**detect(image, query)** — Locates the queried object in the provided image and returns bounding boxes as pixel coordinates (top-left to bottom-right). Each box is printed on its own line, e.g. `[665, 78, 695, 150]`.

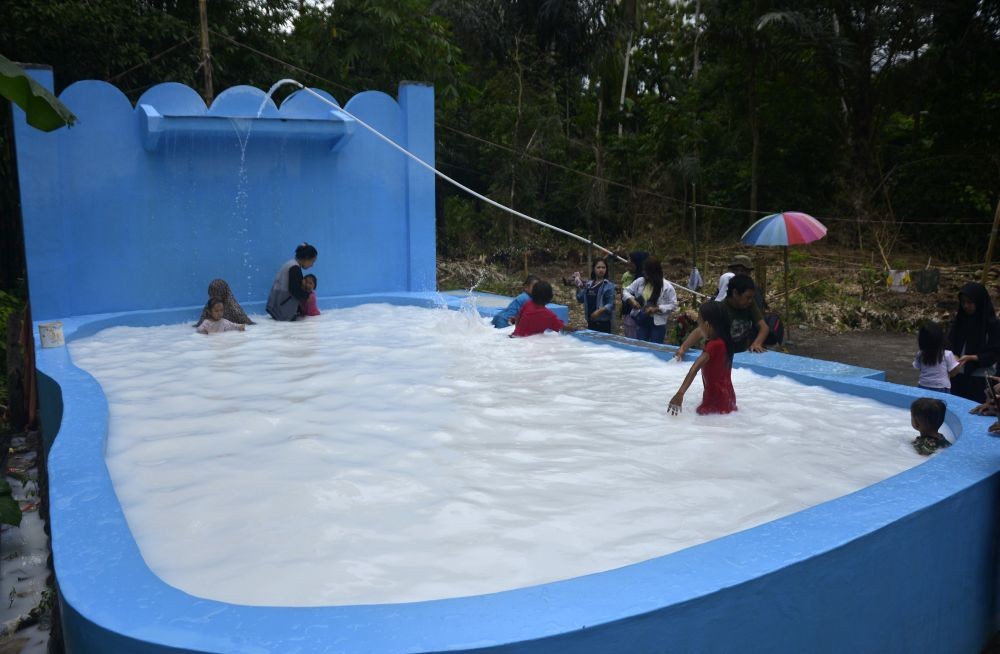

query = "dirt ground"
[784, 327, 916, 385]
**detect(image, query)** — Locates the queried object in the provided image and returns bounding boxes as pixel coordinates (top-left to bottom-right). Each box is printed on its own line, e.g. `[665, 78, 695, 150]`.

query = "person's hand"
[989, 421, 1000, 435]
[673, 348, 686, 362]
[667, 393, 684, 415]
[238, 324, 246, 331]
[590, 310, 603, 321]
[644, 306, 657, 316]
[748, 343, 766, 353]
[958, 354, 977, 365]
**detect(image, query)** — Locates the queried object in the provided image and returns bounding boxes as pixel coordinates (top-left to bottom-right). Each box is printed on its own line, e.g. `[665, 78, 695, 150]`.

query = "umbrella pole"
[783, 245, 790, 344]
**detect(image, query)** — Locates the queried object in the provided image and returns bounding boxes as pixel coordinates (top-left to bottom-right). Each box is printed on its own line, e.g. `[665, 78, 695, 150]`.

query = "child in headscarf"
[948, 282, 1000, 402]
[194, 279, 254, 328]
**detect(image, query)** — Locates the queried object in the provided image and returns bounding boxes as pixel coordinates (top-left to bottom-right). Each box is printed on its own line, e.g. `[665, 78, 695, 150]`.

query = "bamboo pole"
[198, 0, 213, 104]
[981, 198, 1000, 285]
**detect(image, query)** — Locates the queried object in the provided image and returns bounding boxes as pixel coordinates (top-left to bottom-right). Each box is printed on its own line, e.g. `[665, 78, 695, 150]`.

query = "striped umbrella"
[741, 212, 827, 342]
[741, 211, 827, 247]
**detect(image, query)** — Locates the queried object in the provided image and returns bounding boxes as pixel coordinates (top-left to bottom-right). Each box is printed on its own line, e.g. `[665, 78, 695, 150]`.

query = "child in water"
[511, 281, 565, 337]
[493, 275, 539, 328]
[668, 301, 737, 415]
[913, 321, 969, 393]
[910, 397, 950, 455]
[300, 274, 320, 316]
[196, 299, 246, 334]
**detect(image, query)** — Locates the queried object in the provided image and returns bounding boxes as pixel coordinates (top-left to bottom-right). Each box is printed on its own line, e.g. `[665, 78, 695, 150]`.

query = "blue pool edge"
[36, 293, 1000, 653]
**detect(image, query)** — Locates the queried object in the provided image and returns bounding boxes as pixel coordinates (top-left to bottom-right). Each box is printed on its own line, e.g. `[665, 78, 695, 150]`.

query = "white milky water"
[69, 303, 929, 606]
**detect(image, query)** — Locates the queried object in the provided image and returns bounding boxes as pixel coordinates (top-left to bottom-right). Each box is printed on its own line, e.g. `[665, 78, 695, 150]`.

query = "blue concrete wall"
[30, 299, 1000, 654]
[12, 73, 436, 321]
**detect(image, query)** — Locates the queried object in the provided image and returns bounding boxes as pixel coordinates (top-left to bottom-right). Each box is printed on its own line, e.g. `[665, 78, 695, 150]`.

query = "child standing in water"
[196, 299, 246, 334]
[910, 398, 950, 455]
[668, 301, 736, 415]
[300, 274, 321, 316]
[913, 321, 969, 393]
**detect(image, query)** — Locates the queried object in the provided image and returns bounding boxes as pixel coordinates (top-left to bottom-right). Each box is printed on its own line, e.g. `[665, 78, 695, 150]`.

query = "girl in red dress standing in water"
[668, 301, 737, 415]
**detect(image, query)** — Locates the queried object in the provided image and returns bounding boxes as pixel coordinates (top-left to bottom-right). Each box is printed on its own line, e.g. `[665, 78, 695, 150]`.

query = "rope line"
[108, 36, 195, 83]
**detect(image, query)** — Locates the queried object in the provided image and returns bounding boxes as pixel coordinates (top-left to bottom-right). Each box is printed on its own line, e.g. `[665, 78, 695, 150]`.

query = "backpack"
[763, 312, 784, 346]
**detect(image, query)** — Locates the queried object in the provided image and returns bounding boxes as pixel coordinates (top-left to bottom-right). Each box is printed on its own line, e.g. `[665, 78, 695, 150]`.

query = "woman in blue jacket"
[576, 258, 615, 333]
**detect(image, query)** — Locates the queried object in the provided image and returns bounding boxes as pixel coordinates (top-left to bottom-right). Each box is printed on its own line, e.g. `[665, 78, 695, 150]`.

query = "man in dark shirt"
[675, 274, 769, 358]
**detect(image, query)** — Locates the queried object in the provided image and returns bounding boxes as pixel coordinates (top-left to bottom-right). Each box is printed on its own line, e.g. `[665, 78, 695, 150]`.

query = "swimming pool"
[37, 293, 1000, 653]
[69, 302, 926, 608]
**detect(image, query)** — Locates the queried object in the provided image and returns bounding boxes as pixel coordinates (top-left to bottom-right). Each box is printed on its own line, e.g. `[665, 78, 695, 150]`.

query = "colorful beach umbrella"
[740, 212, 827, 342]
[741, 211, 827, 247]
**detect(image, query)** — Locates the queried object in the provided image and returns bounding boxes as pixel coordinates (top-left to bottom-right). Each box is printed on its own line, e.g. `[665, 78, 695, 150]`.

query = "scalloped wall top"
[129, 82, 343, 119]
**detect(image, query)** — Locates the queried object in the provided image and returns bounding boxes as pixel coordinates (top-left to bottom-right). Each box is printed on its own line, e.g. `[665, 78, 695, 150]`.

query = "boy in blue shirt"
[492, 275, 539, 328]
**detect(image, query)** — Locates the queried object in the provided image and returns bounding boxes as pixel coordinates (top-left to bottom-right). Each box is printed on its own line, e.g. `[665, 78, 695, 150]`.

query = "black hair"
[628, 251, 648, 275]
[918, 321, 945, 366]
[641, 257, 664, 307]
[523, 274, 540, 288]
[295, 242, 318, 261]
[911, 398, 946, 432]
[726, 273, 756, 298]
[531, 280, 554, 306]
[304, 274, 318, 289]
[699, 301, 734, 363]
[590, 257, 609, 281]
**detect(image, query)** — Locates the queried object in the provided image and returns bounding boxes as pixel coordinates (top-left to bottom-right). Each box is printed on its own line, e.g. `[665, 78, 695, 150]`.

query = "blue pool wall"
[11, 69, 436, 322]
[31, 295, 1000, 654]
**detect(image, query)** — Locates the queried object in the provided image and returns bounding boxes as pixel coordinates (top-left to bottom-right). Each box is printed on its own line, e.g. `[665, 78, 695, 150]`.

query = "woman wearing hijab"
[948, 281, 1000, 402]
[194, 279, 254, 328]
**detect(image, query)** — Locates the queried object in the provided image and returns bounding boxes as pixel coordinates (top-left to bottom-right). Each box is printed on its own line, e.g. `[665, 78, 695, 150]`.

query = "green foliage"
[0, 479, 21, 527]
[0, 0, 997, 261]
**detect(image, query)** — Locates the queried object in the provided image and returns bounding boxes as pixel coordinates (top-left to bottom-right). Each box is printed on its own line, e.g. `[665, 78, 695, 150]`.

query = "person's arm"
[576, 285, 587, 304]
[972, 319, 1000, 369]
[592, 282, 614, 320]
[657, 283, 678, 315]
[196, 322, 209, 334]
[622, 279, 642, 309]
[674, 326, 705, 360]
[288, 266, 309, 301]
[668, 349, 711, 415]
[747, 303, 768, 353]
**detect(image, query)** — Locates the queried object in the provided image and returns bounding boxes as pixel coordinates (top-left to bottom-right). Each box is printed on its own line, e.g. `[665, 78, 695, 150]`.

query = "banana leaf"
[0, 54, 76, 131]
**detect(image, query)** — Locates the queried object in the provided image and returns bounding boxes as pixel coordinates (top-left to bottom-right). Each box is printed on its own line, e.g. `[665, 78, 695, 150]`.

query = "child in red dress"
[667, 301, 737, 415]
[511, 281, 565, 337]
[300, 274, 320, 316]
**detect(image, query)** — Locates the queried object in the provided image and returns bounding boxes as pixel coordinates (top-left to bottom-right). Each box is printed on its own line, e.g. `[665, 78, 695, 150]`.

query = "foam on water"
[70, 304, 928, 606]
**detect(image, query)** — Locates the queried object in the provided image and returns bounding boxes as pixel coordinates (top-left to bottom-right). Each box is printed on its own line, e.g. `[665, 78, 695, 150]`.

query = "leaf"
[0, 53, 77, 132]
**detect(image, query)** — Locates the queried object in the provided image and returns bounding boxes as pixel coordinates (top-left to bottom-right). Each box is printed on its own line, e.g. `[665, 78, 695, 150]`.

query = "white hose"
[271, 79, 707, 298]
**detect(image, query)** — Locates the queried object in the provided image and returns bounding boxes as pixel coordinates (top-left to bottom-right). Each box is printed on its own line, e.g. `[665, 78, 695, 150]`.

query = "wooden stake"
[783, 245, 790, 337]
[198, 0, 214, 104]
